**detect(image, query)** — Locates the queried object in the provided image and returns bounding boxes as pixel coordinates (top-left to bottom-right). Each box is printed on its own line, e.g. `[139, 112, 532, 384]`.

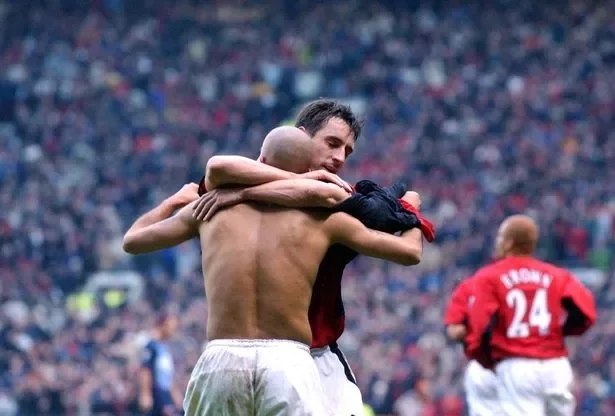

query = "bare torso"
[198, 203, 331, 345]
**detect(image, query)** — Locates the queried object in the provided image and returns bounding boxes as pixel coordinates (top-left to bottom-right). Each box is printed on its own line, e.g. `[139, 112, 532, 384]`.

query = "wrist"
[162, 196, 182, 211]
[236, 188, 249, 203]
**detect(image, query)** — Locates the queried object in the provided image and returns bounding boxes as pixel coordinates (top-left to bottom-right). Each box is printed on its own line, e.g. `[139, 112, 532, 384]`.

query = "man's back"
[472, 256, 570, 361]
[199, 202, 332, 345]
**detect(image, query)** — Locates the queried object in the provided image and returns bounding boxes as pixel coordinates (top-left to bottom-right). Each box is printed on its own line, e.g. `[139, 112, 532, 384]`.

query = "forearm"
[123, 204, 198, 255]
[125, 198, 178, 235]
[205, 155, 298, 190]
[240, 179, 350, 208]
[400, 227, 424, 259]
[340, 225, 423, 266]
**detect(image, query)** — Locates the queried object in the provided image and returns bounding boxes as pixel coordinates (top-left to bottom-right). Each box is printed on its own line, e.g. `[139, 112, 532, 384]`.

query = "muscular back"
[198, 203, 332, 344]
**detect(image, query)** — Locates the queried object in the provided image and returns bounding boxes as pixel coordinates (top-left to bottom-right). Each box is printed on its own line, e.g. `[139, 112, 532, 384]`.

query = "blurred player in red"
[466, 215, 597, 416]
[443, 277, 502, 416]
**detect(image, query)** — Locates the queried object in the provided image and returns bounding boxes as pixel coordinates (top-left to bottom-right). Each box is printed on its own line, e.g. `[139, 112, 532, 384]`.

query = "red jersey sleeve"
[562, 273, 597, 336]
[444, 279, 472, 326]
[466, 269, 499, 368]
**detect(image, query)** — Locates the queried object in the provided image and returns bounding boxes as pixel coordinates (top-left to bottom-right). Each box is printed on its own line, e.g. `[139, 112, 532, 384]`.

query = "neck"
[505, 251, 532, 258]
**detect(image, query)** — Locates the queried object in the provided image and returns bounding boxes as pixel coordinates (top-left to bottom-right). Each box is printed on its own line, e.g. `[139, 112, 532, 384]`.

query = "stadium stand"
[0, 0, 613, 414]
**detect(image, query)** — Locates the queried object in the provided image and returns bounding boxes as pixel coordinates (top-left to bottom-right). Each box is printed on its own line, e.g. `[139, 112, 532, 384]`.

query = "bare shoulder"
[319, 211, 364, 237]
[273, 208, 338, 238]
[176, 201, 200, 225]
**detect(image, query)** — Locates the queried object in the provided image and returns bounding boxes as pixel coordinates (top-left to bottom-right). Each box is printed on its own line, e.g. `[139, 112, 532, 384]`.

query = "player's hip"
[490, 340, 568, 363]
[494, 356, 574, 396]
[208, 305, 313, 345]
[311, 344, 364, 416]
[198, 338, 312, 366]
[495, 356, 572, 373]
[464, 360, 499, 396]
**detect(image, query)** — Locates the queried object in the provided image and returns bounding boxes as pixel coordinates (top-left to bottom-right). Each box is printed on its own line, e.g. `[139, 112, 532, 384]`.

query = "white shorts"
[464, 360, 502, 416]
[311, 345, 364, 416]
[184, 339, 331, 416]
[495, 357, 575, 416]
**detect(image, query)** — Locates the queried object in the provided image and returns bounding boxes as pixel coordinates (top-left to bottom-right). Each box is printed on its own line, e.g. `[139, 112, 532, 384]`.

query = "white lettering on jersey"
[500, 269, 552, 290]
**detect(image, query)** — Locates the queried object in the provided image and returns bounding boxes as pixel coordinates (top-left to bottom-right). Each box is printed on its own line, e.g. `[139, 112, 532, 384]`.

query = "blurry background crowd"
[1, 0, 614, 414]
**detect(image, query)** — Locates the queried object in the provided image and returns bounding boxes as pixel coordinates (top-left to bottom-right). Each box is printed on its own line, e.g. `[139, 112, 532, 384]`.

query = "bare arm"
[241, 179, 350, 208]
[138, 368, 153, 412]
[205, 155, 298, 190]
[124, 198, 181, 237]
[192, 177, 353, 221]
[123, 202, 199, 254]
[325, 213, 423, 266]
[446, 324, 468, 342]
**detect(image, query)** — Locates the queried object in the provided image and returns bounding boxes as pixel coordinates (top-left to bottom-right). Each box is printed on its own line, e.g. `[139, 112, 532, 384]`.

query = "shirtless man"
[123, 126, 424, 415]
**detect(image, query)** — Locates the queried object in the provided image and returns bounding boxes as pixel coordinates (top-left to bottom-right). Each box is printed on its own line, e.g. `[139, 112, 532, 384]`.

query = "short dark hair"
[294, 98, 362, 141]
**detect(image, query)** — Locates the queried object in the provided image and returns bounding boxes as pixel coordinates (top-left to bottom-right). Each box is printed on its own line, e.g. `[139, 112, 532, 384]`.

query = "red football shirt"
[443, 278, 474, 326]
[309, 245, 357, 348]
[466, 256, 596, 366]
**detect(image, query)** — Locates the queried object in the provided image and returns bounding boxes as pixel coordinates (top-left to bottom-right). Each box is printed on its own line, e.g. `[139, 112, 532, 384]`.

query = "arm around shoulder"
[238, 179, 350, 209]
[326, 213, 422, 266]
[123, 203, 199, 254]
[205, 155, 297, 190]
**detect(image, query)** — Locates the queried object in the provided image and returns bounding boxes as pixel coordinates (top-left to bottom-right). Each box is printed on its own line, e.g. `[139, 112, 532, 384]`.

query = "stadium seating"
[0, 1, 613, 414]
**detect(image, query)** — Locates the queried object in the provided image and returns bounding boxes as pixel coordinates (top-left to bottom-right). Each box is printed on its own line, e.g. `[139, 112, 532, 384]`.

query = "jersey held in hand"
[310, 180, 434, 348]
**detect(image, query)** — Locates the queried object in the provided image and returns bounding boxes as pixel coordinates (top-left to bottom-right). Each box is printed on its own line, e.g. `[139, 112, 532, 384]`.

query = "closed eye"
[327, 137, 354, 157]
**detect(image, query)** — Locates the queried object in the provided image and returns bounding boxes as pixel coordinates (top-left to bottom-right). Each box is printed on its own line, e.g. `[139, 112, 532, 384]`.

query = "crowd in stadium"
[1, 0, 614, 414]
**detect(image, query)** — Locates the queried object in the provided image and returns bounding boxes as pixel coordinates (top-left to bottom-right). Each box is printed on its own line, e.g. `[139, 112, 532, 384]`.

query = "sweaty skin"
[123, 128, 422, 346]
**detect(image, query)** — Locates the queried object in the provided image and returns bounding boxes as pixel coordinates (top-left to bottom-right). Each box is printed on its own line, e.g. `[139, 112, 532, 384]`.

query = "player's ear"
[258, 155, 265, 163]
[297, 126, 307, 134]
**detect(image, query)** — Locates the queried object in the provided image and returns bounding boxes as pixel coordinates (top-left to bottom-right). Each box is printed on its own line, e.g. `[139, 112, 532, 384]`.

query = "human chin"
[320, 163, 339, 174]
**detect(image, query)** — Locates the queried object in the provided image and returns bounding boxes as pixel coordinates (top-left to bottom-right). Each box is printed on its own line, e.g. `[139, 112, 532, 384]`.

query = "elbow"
[205, 156, 229, 189]
[401, 247, 422, 266]
[319, 186, 350, 208]
[206, 155, 226, 173]
[323, 195, 343, 208]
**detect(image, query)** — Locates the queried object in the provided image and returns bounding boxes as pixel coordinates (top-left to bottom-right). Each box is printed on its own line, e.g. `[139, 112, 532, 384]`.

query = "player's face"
[306, 117, 356, 174]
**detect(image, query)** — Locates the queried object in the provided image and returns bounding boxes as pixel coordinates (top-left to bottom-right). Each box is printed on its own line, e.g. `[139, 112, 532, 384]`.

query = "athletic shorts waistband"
[206, 339, 310, 352]
[310, 346, 330, 355]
